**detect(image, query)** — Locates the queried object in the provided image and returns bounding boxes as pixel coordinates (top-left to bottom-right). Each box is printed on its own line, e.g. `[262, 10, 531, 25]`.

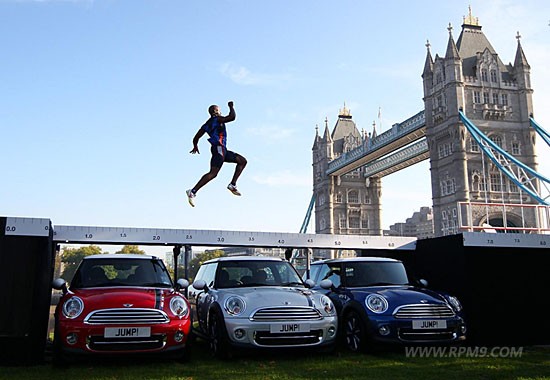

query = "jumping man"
[186, 101, 247, 207]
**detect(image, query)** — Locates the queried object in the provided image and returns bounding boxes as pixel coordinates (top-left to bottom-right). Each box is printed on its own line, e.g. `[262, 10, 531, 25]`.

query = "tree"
[115, 245, 145, 254]
[60, 245, 103, 282]
[183, 249, 225, 281]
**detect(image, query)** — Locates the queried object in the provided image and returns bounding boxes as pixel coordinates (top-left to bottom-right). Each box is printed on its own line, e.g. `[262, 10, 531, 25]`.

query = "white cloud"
[252, 170, 311, 187]
[219, 62, 293, 86]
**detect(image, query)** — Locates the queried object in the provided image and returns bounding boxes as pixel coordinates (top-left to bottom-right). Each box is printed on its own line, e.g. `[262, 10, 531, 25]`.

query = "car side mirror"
[192, 279, 207, 291]
[52, 278, 68, 294]
[176, 278, 189, 290]
[320, 279, 334, 290]
[418, 279, 428, 287]
[304, 279, 315, 288]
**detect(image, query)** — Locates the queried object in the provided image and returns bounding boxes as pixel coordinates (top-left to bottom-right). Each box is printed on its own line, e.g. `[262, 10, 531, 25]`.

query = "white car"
[188, 256, 337, 358]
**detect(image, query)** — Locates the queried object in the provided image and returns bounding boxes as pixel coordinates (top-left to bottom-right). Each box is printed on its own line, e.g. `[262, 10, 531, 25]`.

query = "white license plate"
[270, 323, 310, 334]
[104, 327, 151, 338]
[412, 320, 447, 330]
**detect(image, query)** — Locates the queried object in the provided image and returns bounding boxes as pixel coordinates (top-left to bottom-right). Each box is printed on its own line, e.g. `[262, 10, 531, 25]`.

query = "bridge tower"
[312, 105, 382, 257]
[423, 7, 539, 236]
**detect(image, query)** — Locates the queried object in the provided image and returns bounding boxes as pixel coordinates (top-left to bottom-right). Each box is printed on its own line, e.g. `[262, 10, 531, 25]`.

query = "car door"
[194, 263, 217, 332]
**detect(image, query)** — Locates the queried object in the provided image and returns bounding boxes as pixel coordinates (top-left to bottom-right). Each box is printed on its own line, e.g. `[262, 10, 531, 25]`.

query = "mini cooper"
[51, 254, 191, 364]
[305, 257, 466, 352]
[188, 256, 337, 358]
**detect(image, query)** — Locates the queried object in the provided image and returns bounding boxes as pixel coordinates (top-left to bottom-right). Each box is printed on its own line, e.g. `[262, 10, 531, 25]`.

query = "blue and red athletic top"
[201, 116, 227, 147]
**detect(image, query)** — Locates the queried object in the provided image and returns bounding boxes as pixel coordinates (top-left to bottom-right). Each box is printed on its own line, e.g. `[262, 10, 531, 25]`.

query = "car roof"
[203, 255, 284, 264]
[310, 257, 401, 265]
[83, 254, 158, 260]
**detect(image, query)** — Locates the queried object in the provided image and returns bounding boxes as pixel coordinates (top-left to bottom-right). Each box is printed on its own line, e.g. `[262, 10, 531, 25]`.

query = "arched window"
[490, 134, 503, 148]
[348, 190, 359, 204]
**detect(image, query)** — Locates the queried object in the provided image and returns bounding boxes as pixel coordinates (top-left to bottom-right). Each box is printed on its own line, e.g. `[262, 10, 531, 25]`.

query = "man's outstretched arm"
[190, 128, 206, 154]
[217, 101, 236, 123]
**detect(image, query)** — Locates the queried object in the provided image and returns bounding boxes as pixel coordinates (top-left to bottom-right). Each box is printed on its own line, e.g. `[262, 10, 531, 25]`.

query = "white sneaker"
[186, 189, 196, 207]
[227, 184, 241, 196]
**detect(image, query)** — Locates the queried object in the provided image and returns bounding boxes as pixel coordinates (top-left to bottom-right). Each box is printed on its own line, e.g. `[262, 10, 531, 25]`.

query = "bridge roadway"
[5, 216, 550, 250]
[327, 110, 426, 177]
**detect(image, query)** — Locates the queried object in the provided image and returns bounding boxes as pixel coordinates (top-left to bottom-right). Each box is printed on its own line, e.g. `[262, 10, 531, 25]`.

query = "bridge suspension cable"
[459, 110, 550, 205]
[530, 117, 550, 148]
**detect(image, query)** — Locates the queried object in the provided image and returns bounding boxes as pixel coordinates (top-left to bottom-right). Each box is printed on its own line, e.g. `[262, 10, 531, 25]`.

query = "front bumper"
[223, 316, 338, 348]
[56, 319, 192, 354]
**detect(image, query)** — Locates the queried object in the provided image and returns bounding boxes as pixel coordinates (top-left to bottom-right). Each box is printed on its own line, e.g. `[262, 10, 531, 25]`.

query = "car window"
[71, 258, 173, 288]
[218, 260, 303, 287]
[319, 264, 341, 288]
[306, 264, 321, 283]
[344, 262, 409, 287]
[199, 263, 217, 288]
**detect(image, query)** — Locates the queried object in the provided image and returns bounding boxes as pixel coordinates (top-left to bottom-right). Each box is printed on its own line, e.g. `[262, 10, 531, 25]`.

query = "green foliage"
[116, 245, 145, 254]
[183, 249, 225, 281]
[59, 245, 103, 281]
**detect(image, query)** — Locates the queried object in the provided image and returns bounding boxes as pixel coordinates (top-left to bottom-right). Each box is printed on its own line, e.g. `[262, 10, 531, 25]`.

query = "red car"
[52, 254, 191, 365]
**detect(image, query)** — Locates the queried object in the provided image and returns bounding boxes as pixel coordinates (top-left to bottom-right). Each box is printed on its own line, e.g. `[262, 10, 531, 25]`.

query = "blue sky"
[1, 0, 549, 254]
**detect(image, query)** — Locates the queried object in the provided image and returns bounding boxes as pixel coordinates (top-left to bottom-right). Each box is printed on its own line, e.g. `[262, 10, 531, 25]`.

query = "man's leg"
[187, 146, 224, 206]
[230, 154, 247, 186]
[192, 165, 221, 193]
[227, 153, 247, 196]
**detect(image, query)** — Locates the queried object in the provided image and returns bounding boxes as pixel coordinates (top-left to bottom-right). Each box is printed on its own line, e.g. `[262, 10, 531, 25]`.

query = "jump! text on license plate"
[412, 320, 447, 329]
[270, 323, 310, 333]
[104, 327, 151, 338]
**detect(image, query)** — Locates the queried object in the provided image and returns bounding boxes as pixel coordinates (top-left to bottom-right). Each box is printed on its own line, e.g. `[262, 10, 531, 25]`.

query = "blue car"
[304, 257, 466, 352]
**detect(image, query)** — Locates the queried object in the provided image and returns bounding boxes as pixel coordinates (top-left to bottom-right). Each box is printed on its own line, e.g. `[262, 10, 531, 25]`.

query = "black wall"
[361, 234, 550, 346]
[0, 217, 54, 365]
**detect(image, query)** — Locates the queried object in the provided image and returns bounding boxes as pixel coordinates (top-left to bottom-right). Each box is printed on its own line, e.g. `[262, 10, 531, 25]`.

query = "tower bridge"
[313, 8, 550, 239]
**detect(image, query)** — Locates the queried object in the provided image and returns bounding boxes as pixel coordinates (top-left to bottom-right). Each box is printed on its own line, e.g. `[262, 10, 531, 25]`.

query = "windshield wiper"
[141, 282, 172, 288]
[365, 282, 395, 287]
[281, 281, 304, 287]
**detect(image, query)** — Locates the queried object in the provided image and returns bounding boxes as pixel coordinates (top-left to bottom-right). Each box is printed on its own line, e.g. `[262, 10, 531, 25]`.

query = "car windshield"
[344, 262, 409, 287]
[70, 258, 173, 289]
[216, 260, 304, 288]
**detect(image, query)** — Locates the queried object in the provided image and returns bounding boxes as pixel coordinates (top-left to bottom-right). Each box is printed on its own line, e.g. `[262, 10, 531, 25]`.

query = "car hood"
[355, 285, 447, 304]
[69, 287, 175, 309]
[221, 286, 318, 309]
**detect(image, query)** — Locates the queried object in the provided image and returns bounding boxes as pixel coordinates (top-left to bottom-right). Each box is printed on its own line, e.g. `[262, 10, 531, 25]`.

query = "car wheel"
[344, 310, 367, 352]
[52, 326, 70, 367]
[208, 311, 229, 359]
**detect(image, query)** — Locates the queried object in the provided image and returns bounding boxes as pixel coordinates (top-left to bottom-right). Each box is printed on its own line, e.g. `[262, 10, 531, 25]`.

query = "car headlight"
[224, 296, 246, 316]
[365, 294, 388, 314]
[170, 296, 189, 317]
[446, 295, 462, 312]
[62, 296, 84, 319]
[320, 295, 335, 315]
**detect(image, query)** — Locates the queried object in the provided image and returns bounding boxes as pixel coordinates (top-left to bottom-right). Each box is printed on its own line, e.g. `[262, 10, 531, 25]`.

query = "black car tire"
[343, 310, 368, 352]
[208, 310, 230, 359]
[51, 325, 70, 367]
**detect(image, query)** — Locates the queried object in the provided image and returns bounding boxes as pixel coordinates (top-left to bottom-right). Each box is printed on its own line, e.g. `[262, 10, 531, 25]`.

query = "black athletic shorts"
[210, 145, 238, 168]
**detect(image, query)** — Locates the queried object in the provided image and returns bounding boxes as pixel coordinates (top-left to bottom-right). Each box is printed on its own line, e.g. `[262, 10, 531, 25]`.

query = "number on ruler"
[153, 235, 161, 241]
[85, 233, 93, 239]
[5, 226, 16, 232]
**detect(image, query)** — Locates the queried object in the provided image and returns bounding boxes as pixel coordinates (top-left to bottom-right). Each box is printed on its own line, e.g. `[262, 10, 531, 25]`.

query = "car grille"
[393, 304, 455, 319]
[84, 308, 169, 324]
[254, 330, 323, 346]
[250, 307, 322, 321]
[87, 335, 166, 351]
[398, 329, 458, 342]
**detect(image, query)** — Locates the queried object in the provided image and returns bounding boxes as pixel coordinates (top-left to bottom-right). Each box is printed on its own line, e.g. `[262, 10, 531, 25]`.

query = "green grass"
[1, 339, 549, 380]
